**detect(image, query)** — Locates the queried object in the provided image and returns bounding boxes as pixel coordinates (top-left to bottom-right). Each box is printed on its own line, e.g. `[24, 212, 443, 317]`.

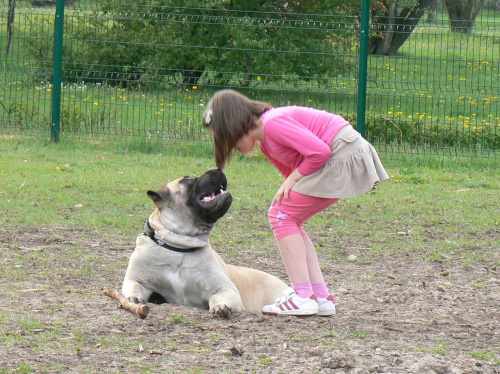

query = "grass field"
[0, 135, 499, 372]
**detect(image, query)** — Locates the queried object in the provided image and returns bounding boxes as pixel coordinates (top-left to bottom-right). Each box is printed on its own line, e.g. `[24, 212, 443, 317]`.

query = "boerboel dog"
[118, 168, 287, 318]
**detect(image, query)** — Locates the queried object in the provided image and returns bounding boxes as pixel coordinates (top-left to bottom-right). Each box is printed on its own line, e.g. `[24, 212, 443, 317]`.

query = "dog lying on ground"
[117, 168, 287, 318]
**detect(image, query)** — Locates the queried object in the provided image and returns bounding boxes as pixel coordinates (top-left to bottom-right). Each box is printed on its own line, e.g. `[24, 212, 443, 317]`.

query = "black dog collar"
[144, 219, 198, 253]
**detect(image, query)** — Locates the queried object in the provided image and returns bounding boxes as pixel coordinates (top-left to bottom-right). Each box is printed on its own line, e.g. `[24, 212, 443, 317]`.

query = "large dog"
[121, 168, 288, 318]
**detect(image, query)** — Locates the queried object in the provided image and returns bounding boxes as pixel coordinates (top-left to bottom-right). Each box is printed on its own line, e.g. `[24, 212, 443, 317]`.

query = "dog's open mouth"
[200, 185, 227, 204]
[190, 169, 232, 222]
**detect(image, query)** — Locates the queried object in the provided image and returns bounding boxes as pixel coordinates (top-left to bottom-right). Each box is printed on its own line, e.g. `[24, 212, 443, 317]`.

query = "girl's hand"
[273, 168, 304, 205]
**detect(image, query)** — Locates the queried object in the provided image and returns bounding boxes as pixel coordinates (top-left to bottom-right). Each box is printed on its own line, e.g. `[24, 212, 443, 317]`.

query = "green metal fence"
[1, 0, 499, 160]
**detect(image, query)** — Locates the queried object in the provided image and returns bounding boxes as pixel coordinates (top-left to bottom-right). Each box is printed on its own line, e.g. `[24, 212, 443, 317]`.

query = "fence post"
[51, 0, 65, 142]
[356, 0, 370, 138]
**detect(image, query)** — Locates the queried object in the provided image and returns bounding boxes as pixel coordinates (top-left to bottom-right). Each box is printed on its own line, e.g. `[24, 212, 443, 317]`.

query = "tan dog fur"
[121, 169, 287, 317]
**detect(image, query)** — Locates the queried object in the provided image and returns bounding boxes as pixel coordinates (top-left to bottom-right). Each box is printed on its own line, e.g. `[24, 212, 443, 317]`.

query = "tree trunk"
[6, 0, 15, 56]
[444, 0, 485, 33]
[369, 0, 433, 56]
[427, 0, 438, 25]
[376, 2, 396, 55]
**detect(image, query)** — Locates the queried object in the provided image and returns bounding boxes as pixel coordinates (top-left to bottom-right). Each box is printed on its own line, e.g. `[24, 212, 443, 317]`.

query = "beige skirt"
[292, 125, 389, 198]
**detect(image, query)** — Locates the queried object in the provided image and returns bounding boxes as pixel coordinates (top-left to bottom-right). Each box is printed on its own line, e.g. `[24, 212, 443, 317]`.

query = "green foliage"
[352, 330, 367, 339]
[0, 99, 38, 126]
[167, 315, 183, 323]
[364, 116, 499, 150]
[17, 13, 55, 84]
[470, 351, 495, 361]
[20, 0, 356, 87]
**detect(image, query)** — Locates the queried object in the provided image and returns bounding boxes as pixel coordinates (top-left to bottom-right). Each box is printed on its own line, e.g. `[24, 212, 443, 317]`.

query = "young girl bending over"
[203, 89, 389, 317]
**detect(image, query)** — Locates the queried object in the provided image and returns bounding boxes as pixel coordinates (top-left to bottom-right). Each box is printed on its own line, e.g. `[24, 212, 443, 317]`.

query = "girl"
[203, 89, 389, 316]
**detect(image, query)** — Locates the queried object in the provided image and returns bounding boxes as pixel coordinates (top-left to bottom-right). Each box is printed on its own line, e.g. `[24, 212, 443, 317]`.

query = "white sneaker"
[262, 287, 319, 316]
[317, 294, 336, 316]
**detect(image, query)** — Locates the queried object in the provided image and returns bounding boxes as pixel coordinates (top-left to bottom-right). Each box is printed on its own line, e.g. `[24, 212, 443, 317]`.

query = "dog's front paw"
[126, 296, 147, 305]
[210, 304, 232, 319]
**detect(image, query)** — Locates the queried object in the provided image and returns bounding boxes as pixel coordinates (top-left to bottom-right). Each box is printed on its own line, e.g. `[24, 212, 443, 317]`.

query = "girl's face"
[235, 133, 256, 156]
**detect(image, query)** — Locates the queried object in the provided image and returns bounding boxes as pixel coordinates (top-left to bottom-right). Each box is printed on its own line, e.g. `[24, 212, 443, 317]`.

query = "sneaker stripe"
[262, 288, 320, 316]
[288, 300, 299, 310]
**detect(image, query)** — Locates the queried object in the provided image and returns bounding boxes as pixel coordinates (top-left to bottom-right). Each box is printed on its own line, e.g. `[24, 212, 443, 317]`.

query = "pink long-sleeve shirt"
[259, 106, 350, 178]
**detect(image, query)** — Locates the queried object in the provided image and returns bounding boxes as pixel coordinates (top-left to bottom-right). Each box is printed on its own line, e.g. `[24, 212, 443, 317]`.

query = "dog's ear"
[147, 187, 171, 205]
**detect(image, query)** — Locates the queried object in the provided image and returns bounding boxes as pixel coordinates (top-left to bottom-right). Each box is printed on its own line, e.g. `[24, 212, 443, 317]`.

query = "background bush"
[21, 0, 357, 88]
[365, 117, 499, 150]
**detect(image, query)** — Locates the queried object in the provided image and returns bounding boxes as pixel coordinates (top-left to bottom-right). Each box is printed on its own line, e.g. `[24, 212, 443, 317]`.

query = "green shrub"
[21, 0, 356, 88]
[365, 116, 499, 150]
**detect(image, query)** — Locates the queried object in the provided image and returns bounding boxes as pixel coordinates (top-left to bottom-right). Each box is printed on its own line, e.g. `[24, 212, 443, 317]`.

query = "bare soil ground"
[1, 224, 499, 374]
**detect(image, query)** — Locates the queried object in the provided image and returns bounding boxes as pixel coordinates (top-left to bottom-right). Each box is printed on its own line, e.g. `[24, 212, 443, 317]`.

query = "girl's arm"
[265, 115, 331, 176]
[273, 168, 303, 206]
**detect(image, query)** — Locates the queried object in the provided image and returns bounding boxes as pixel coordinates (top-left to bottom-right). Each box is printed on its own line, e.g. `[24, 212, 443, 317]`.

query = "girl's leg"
[263, 231, 319, 315]
[277, 231, 329, 297]
[303, 231, 336, 315]
[276, 232, 310, 284]
[276, 233, 313, 297]
[302, 232, 325, 285]
[269, 191, 338, 291]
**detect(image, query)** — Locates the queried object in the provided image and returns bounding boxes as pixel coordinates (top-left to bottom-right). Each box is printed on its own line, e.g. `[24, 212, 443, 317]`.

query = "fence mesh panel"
[1, 1, 498, 159]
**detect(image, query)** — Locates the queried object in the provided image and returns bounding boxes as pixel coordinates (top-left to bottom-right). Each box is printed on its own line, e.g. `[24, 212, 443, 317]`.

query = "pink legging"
[268, 190, 339, 240]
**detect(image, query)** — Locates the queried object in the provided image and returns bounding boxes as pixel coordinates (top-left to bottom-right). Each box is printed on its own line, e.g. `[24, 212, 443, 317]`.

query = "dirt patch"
[0, 225, 499, 373]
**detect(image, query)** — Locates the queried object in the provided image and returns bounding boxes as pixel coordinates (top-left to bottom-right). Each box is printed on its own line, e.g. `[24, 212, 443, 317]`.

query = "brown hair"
[202, 89, 272, 168]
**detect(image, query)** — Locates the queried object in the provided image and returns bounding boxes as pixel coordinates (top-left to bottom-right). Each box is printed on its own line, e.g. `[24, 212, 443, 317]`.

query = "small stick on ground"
[103, 289, 150, 319]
